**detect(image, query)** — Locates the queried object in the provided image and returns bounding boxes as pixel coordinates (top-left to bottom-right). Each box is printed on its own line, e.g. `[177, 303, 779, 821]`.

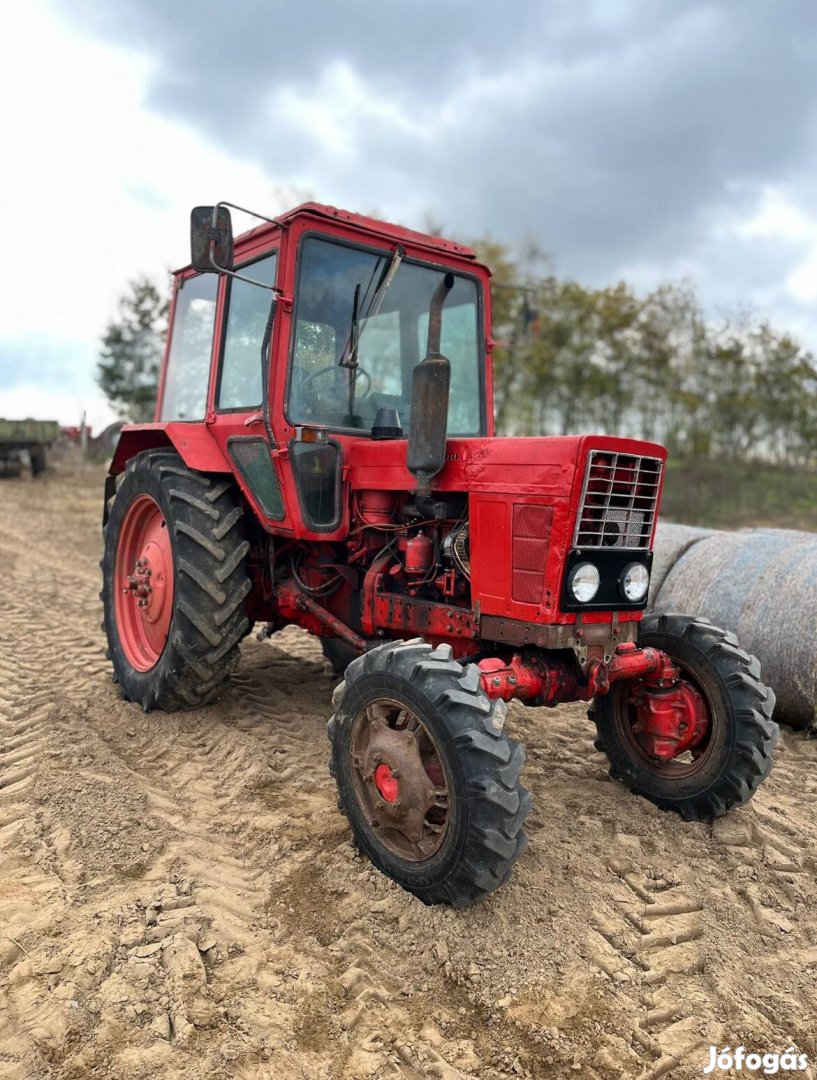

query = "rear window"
[160, 274, 218, 421]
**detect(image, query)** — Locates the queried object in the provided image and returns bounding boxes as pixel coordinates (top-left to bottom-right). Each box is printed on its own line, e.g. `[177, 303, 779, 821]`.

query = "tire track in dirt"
[588, 868, 707, 1078]
[2, 460, 817, 1079]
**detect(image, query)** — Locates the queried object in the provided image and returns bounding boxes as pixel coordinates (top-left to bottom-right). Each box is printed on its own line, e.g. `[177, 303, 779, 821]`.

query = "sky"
[3, 0, 817, 430]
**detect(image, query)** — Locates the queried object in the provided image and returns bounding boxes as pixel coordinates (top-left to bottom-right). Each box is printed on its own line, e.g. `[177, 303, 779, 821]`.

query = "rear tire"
[590, 613, 777, 819]
[101, 450, 251, 711]
[329, 639, 531, 906]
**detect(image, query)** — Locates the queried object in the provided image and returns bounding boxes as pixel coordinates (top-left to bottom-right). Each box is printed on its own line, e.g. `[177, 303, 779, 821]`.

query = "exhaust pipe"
[407, 273, 454, 498]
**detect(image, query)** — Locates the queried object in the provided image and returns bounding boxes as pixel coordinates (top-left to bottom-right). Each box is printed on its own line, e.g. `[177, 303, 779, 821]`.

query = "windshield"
[288, 236, 484, 435]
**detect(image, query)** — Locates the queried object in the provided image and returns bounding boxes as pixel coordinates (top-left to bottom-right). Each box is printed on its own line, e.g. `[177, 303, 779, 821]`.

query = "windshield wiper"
[340, 245, 404, 424]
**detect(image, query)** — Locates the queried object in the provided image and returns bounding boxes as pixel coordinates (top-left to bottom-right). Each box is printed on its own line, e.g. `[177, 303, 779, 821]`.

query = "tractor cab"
[137, 202, 492, 544]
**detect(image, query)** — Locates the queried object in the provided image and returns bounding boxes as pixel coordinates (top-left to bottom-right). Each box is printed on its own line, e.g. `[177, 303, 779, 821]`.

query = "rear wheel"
[101, 450, 251, 710]
[329, 640, 531, 906]
[590, 613, 777, 819]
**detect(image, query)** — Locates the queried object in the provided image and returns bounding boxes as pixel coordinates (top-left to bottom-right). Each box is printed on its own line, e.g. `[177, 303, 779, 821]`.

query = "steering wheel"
[295, 364, 372, 414]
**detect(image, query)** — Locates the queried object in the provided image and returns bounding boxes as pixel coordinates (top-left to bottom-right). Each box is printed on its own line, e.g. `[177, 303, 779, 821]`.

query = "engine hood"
[347, 434, 667, 496]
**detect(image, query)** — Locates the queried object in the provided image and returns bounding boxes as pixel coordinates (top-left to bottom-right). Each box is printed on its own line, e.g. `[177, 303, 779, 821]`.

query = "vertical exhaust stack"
[407, 273, 455, 499]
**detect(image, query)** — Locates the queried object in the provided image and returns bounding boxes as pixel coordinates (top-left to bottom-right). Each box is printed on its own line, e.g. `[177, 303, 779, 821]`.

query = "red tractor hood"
[347, 434, 667, 496]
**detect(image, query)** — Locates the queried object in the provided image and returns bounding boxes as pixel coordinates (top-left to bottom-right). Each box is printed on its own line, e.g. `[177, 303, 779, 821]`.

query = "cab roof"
[274, 202, 477, 261]
[176, 201, 481, 277]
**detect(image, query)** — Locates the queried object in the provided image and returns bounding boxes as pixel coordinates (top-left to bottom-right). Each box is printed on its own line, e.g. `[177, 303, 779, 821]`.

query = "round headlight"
[621, 562, 649, 602]
[569, 562, 600, 603]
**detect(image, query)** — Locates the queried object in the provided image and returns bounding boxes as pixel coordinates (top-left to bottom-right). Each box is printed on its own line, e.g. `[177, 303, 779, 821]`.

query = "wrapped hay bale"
[649, 522, 716, 600]
[654, 529, 817, 727]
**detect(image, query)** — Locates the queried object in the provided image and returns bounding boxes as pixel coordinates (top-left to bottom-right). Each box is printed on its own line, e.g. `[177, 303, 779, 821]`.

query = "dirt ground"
[1, 457, 816, 1080]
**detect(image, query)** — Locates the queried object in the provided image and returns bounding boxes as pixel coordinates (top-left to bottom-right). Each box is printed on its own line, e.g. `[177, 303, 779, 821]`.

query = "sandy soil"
[1, 457, 816, 1080]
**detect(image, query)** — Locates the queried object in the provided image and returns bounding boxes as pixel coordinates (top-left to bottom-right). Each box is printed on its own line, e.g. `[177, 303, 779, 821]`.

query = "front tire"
[101, 450, 251, 711]
[328, 640, 531, 906]
[590, 613, 777, 819]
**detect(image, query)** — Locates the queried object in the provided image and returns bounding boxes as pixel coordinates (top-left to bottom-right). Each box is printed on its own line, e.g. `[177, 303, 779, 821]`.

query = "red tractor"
[102, 202, 778, 906]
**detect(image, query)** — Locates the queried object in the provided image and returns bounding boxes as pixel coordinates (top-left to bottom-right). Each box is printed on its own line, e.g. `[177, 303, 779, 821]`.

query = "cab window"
[288, 237, 483, 435]
[217, 253, 278, 410]
[160, 274, 218, 421]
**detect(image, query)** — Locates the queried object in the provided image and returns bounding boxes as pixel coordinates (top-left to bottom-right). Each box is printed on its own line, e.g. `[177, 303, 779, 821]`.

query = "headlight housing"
[620, 562, 649, 602]
[568, 561, 600, 603]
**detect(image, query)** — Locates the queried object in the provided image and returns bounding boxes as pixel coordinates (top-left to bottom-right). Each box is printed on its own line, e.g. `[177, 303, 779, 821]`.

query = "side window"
[228, 437, 285, 520]
[290, 441, 341, 529]
[217, 253, 278, 410]
[160, 274, 218, 421]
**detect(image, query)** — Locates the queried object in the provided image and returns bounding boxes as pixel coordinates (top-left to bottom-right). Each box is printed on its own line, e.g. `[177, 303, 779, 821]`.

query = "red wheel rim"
[114, 494, 174, 672]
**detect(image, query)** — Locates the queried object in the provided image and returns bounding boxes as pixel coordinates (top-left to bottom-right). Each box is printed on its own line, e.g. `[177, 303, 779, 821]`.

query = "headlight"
[620, 562, 649, 602]
[569, 562, 600, 603]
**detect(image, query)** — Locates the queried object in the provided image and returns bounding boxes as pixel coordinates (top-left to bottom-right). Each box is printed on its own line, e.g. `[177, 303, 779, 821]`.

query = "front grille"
[574, 451, 662, 550]
[512, 504, 553, 603]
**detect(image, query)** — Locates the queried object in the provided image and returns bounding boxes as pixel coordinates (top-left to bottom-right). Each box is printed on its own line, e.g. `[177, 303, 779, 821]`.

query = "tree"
[474, 239, 817, 468]
[97, 277, 169, 423]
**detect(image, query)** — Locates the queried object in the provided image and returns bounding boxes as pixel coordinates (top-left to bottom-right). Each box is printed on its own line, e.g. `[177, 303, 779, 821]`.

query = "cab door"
[206, 246, 294, 534]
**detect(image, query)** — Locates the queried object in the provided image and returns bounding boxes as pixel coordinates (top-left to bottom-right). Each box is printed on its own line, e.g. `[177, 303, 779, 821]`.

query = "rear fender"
[105, 423, 231, 525]
[110, 423, 230, 476]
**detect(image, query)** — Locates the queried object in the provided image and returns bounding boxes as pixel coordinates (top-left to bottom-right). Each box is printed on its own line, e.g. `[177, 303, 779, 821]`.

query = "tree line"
[99, 245, 817, 466]
[477, 239, 817, 464]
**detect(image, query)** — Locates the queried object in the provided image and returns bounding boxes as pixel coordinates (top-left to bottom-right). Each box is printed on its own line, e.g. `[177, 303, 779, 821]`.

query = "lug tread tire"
[102, 450, 250, 711]
[328, 640, 531, 906]
[590, 613, 777, 820]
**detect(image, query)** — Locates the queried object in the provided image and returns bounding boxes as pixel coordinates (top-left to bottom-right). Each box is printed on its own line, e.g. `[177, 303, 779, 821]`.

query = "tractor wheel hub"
[364, 722, 435, 838]
[374, 762, 399, 802]
[124, 541, 170, 625]
[631, 679, 709, 761]
[350, 699, 449, 860]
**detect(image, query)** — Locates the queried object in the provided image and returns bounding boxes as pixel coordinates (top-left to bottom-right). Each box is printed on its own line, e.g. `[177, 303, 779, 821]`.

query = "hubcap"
[114, 494, 174, 671]
[350, 698, 449, 862]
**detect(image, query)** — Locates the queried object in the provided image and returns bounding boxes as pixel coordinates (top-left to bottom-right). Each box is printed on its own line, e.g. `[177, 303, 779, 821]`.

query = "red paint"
[375, 763, 399, 803]
[108, 200, 673, 715]
[479, 644, 684, 709]
[112, 424, 231, 475]
[630, 679, 709, 761]
[114, 494, 174, 671]
[479, 653, 583, 705]
[404, 532, 434, 575]
[357, 490, 397, 525]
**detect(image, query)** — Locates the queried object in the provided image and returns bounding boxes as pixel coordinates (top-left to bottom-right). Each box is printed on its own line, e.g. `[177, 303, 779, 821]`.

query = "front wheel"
[328, 640, 531, 906]
[590, 613, 778, 820]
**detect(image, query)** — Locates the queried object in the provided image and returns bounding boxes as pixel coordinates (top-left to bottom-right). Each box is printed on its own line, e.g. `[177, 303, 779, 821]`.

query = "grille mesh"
[574, 451, 662, 550]
[512, 504, 553, 604]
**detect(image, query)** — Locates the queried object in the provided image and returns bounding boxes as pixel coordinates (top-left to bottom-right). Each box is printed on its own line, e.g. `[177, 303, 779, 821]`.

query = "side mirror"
[190, 205, 234, 273]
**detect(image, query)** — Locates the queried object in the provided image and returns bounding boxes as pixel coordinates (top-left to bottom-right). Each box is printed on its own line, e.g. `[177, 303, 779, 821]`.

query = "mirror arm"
[207, 201, 284, 292]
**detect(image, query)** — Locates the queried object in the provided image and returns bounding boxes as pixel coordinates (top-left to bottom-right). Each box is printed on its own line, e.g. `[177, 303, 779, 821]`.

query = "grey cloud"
[61, 0, 817, 333]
